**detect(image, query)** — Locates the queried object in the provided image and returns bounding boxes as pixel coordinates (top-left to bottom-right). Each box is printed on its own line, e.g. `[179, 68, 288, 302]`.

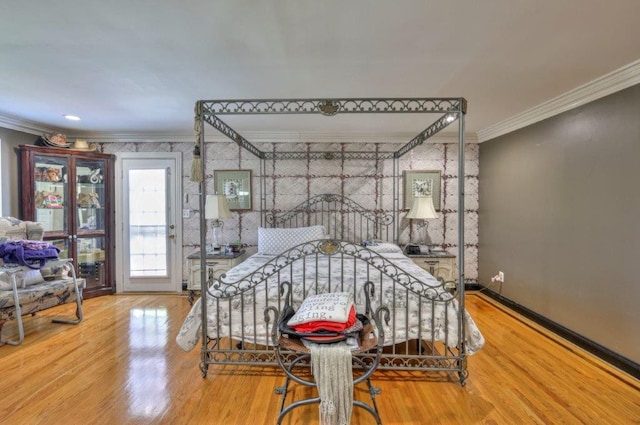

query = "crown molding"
[477, 59, 640, 143]
[0, 114, 62, 136]
[74, 132, 196, 143]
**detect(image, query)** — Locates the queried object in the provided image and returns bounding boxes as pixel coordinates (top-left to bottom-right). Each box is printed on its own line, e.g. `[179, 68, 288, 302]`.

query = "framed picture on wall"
[214, 169, 252, 210]
[402, 170, 441, 211]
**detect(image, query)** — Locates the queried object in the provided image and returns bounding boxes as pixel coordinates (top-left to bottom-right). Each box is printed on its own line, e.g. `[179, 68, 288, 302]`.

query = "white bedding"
[175, 248, 484, 354]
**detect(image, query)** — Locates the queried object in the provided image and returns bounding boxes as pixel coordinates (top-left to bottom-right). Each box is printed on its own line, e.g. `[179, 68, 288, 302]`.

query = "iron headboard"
[264, 193, 395, 243]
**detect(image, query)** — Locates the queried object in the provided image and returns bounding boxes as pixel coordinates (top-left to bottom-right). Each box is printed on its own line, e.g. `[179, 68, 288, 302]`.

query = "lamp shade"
[205, 195, 232, 220]
[406, 196, 438, 220]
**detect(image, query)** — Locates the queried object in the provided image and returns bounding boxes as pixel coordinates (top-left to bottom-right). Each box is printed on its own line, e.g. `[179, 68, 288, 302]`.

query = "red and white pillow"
[287, 292, 353, 327]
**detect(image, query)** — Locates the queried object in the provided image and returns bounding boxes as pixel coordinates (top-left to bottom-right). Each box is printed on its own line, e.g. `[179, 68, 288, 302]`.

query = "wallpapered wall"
[104, 140, 479, 283]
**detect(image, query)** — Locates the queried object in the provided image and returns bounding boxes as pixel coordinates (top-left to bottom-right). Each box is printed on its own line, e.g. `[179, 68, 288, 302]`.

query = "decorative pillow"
[257, 225, 327, 255]
[365, 243, 403, 254]
[0, 217, 28, 240]
[287, 292, 354, 326]
[0, 269, 45, 290]
[41, 262, 71, 280]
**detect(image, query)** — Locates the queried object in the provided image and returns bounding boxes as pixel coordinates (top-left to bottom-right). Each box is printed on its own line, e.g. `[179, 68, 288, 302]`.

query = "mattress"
[176, 246, 484, 355]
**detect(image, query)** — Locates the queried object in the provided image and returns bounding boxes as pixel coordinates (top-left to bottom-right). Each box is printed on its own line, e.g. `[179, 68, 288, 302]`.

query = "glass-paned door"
[119, 154, 181, 292]
[129, 168, 169, 277]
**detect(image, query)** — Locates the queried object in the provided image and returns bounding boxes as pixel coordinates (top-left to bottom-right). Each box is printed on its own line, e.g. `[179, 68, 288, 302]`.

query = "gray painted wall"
[478, 84, 640, 364]
[0, 128, 35, 217]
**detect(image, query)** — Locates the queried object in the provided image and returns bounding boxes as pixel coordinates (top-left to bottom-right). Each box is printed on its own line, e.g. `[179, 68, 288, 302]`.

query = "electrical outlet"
[182, 209, 190, 218]
[491, 271, 505, 283]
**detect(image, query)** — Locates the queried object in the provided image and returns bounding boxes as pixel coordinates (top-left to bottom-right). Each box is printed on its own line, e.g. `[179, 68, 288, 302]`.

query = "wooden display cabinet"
[19, 144, 115, 299]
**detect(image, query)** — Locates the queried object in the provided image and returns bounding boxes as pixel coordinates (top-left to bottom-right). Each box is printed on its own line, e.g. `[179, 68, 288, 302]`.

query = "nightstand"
[407, 251, 457, 289]
[186, 250, 247, 304]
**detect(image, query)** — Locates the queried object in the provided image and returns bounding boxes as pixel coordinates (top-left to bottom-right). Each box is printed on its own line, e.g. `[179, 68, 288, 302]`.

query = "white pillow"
[287, 292, 354, 326]
[0, 269, 45, 290]
[365, 243, 403, 254]
[257, 225, 327, 255]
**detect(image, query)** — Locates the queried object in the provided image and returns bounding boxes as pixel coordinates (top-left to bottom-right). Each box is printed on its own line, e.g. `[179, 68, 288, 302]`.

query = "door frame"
[114, 151, 183, 293]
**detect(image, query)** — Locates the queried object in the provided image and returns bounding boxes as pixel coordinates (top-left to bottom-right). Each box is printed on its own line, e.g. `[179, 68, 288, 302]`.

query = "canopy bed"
[177, 98, 483, 386]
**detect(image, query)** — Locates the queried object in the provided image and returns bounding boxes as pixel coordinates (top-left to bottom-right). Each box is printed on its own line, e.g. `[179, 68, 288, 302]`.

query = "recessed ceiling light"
[64, 114, 81, 121]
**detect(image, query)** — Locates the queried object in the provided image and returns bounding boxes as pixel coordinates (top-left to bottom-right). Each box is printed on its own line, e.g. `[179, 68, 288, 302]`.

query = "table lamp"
[406, 195, 438, 249]
[205, 195, 232, 252]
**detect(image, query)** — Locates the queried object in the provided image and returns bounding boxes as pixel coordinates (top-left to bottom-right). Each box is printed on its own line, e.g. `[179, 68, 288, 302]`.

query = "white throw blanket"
[307, 341, 354, 425]
[175, 252, 485, 355]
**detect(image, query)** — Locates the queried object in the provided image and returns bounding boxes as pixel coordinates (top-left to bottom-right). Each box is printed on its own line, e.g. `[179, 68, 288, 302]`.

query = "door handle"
[168, 234, 176, 240]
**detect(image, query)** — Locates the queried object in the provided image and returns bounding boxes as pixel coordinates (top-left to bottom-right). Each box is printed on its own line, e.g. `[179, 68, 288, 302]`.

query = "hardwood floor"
[1, 292, 638, 424]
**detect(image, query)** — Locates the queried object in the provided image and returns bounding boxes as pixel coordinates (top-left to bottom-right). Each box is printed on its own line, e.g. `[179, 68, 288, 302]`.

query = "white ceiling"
[1, 1, 640, 142]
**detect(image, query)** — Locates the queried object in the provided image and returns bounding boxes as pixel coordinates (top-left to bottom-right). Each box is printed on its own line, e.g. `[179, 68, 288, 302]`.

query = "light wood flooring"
[0, 292, 638, 424]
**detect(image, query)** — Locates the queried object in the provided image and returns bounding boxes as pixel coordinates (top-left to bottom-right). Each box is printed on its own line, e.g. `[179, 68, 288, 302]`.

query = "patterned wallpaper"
[104, 140, 479, 282]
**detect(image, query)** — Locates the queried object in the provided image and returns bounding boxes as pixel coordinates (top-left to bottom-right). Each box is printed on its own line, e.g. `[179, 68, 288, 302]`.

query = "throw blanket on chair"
[307, 342, 354, 425]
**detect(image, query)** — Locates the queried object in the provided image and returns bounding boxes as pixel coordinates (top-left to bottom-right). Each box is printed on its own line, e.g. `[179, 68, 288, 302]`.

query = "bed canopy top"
[193, 97, 467, 164]
[192, 96, 468, 288]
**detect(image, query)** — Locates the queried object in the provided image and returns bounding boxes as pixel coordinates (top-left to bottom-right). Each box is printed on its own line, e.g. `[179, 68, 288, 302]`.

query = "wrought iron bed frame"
[192, 97, 469, 383]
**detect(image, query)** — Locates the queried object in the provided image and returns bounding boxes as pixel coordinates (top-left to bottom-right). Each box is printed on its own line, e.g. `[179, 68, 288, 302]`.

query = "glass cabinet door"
[33, 154, 69, 234]
[77, 236, 107, 288]
[48, 238, 70, 260]
[76, 158, 106, 234]
[75, 158, 107, 290]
